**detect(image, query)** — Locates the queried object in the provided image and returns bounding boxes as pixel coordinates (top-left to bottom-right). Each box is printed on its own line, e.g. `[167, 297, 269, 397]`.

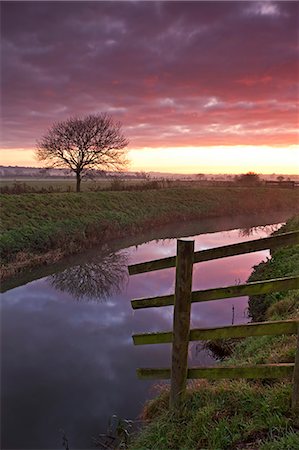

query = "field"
[130, 216, 299, 450]
[1, 186, 299, 280]
[0, 177, 148, 193]
[1, 177, 213, 193]
[2, 176, 296, 194]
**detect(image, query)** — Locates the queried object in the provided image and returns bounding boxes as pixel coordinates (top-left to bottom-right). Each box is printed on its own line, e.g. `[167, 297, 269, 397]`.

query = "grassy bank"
[1, 187, 298, 280]
[130, 216, 299, 450]
[0, 177, 153, 193]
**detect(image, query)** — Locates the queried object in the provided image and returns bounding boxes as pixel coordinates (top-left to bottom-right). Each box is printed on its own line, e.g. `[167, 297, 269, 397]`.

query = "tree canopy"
[36, 113, 129, 191]
[235, 172, 261, 186]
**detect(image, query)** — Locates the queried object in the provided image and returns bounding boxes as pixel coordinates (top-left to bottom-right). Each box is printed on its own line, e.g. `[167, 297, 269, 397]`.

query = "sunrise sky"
[1, 1, 298, 174]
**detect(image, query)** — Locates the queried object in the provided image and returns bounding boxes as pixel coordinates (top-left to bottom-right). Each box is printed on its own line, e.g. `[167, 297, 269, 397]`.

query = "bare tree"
[36, 113, 129, 192]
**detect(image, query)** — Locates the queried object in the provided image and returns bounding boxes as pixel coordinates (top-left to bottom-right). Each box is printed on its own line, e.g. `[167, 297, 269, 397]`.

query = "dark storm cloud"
[1, 1, 298, 149]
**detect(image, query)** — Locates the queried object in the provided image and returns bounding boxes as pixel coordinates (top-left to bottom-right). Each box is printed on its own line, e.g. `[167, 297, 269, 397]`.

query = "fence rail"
[133, 319, 299, 345]
[131, 275, 299, 309]
[137, 364, 295, 380]
[128, 230, 299, 412]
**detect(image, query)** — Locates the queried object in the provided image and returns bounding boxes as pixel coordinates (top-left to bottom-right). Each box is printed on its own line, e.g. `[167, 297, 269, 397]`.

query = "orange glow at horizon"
[128, 145, 299, 174]
[1, 145, 298, 175]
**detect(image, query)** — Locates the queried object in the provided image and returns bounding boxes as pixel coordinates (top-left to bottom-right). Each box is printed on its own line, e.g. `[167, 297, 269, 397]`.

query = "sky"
[1, 0, 298, 174]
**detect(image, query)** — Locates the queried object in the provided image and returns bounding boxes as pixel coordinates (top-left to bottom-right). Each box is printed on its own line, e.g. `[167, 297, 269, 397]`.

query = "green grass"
[130, 215, 299, 450]
[1, 187, 298, 279]
[0, 177, 147, 193]
[0, 177, 224, 193]
[248, 216, 299, 322]
[131, 381, 298, 450]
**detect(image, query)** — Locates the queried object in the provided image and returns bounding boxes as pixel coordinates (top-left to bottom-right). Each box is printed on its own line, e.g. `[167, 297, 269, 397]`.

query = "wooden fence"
[128, 230, 299, 411]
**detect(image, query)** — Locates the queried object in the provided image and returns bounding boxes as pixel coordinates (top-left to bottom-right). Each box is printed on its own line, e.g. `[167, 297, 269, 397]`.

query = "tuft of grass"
[260, 431, 299, 450]
[226, 334, 297, 366]
[267, 291, 299, 321]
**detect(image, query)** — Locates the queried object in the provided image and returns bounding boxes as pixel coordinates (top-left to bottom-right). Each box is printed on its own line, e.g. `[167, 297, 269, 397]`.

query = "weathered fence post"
[169, 239, 194, 411]
[291, 323, 299, 412]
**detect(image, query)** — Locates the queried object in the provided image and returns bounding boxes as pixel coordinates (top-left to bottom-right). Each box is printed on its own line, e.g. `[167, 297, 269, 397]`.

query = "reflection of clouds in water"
[50, 250, 129, 302]
[190, 297, 249, 331]
[1, 284, 172, 448]
[192, 251, 270, 291]
[126, 267, 176, 305]
[127, 223, 283, 269]
[128, 240, 176, 266]
[192, 224, 283, 252]
[1, 222, 285, 448]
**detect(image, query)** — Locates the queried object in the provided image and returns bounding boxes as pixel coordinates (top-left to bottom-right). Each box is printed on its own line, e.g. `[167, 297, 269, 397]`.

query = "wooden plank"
[128, 231, 299, 275]
[133, 331, 173, 345]
[137, 364, 294, 380]
[132, 319, 299, 345]
[131, 275, 299, 309]
[132, 293, 173, 309]
[169, 239, 194, 410]
[292, 324, 299, 412]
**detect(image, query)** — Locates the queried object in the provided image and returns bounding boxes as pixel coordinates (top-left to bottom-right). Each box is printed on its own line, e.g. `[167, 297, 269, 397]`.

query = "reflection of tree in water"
[51, 250, 129, 301]
[239, 224, 282, 238]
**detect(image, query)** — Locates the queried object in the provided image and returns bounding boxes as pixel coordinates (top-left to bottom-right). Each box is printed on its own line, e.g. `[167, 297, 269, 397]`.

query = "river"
[0, 211, 293, 449]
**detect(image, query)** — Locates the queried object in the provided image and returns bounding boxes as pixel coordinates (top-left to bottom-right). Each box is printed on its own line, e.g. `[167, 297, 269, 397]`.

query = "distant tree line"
[234, 172, 261, 186]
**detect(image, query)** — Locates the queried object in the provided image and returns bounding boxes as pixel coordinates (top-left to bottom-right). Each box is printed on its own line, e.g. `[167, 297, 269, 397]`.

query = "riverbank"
[1, 187, 298, 280]
[130, 216, 299, 449]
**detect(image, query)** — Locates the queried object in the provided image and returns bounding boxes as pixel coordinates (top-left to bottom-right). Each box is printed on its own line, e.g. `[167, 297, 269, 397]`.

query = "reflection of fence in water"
[128, 230, 299, 412]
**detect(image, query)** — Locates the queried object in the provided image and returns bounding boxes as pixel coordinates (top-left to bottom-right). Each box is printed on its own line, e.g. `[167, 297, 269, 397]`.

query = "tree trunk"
[76, 173, 81, 192]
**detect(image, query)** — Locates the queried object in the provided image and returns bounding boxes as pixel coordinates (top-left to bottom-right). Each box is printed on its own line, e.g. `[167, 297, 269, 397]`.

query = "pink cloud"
[1, 1, 298, 150]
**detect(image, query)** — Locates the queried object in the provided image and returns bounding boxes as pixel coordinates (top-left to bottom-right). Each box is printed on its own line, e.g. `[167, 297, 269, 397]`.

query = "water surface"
[0, 213, 290, 449]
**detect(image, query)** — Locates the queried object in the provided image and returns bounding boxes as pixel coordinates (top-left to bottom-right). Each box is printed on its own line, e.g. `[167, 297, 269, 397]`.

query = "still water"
[0, 212, 291, 449]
